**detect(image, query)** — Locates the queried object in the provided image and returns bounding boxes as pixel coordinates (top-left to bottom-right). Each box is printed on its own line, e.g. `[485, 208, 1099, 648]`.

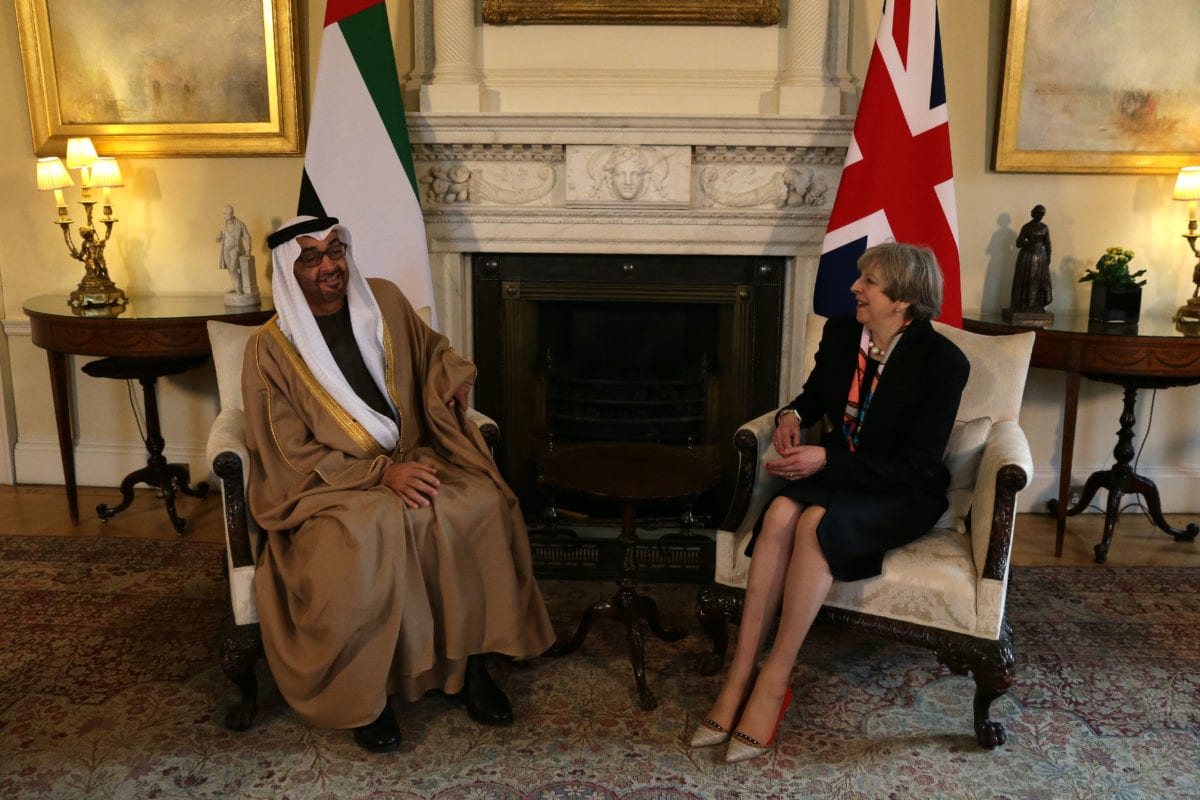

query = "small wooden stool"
[81, 355, 211, 533]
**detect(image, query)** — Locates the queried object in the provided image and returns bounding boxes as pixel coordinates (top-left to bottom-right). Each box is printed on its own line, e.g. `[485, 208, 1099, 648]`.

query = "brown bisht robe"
[242, 278, 555, 729]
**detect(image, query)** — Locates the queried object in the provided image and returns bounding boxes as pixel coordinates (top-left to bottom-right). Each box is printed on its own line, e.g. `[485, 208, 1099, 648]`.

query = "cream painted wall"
[0, 1, 1196, 515]
[0, 1, 411, 488]
[936, 1, 1199, 511]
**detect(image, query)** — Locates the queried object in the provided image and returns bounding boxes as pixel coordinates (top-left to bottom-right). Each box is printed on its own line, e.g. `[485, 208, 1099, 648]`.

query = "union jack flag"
[814, 0, 961, 327]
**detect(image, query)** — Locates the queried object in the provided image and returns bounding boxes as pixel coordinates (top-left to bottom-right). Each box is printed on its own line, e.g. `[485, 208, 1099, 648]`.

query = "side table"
[23, 295, 274, 527]
[539, 442, 720, 710]
[83, 355, 212, 532]
[964, 313, 1200, 562]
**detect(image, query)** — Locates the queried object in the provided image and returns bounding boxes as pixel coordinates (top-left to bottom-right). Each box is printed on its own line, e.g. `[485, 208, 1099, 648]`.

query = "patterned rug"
[0, 535, 1197, 799]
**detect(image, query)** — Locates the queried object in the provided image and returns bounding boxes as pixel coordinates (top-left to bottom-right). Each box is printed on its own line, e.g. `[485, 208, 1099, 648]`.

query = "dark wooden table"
[23, 295, 273, 527]
[964, 312, 1200, 562]
[540, 441, 720, 709]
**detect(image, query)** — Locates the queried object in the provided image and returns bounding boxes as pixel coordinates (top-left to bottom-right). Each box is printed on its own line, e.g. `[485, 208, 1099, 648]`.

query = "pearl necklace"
[867, 338, 886, 360]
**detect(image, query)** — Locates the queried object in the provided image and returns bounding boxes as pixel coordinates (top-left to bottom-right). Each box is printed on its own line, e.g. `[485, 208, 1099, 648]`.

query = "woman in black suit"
[691, 242, 969, 763]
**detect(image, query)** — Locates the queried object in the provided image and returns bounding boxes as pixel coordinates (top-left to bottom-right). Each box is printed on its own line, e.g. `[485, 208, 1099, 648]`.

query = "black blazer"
[780, 315, 969, 500]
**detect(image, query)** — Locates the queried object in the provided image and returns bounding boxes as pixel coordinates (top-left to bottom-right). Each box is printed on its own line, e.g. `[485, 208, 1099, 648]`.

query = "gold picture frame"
[15, 0, 304, 157]
[995, 0, 1200, 174]
[482, 0, 780, 26]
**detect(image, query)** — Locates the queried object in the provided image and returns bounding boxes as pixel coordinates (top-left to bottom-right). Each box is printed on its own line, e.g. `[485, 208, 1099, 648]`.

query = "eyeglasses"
[294, 241, 347, 268]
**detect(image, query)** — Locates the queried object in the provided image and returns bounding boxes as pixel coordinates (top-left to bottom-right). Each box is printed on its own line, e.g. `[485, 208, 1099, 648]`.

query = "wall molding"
[14, 436, 211, 489]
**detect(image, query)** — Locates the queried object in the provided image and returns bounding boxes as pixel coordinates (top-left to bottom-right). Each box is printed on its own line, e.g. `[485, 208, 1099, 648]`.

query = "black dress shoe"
[353, 704, 402, 753]
[463, 654, 514, 726]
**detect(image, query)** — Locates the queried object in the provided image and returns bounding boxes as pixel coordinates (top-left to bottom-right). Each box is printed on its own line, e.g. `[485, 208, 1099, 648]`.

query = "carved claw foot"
[975, 718, 1007, 749]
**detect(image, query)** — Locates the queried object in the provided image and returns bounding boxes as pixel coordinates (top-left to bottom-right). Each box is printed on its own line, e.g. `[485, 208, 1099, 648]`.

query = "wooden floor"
[1, 484, 1197, 568]
[0, 485, 227, 545]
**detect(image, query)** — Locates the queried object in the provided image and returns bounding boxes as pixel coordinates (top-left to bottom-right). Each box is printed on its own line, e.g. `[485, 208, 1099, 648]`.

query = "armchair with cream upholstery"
[695, 313, 1035, 748]
[205, 316, 498, 731]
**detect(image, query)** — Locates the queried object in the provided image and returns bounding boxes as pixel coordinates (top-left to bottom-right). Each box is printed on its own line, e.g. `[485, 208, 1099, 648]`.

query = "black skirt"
[744, 471, 948, 582]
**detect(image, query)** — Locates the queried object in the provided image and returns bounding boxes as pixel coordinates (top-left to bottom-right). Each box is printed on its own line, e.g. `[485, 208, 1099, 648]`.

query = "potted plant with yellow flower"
[1080, 247, 1146, 323]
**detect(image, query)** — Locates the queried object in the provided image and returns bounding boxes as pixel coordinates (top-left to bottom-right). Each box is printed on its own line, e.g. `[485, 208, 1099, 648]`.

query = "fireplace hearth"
[473, 252, 785, 527]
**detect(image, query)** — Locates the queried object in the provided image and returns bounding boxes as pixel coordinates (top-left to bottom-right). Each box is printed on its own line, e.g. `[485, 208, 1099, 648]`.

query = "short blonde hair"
[858, 242, 944, 321]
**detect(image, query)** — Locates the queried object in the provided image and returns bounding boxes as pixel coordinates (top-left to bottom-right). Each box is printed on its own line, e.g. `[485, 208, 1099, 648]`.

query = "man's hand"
[381, 460, 440, 509]
[448, 381, 471, 410]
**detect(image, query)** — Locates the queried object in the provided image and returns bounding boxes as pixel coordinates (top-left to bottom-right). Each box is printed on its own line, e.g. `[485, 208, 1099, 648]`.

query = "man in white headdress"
[241, 216, 555, 753]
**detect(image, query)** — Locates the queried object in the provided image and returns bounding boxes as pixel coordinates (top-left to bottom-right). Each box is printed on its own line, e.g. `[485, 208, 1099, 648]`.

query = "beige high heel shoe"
[689, 716, 734, 748]
[691, 672, 758, 748]
[725, 687, 793, 764]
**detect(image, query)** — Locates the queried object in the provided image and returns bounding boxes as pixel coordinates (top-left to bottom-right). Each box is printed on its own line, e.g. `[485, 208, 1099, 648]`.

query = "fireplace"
[540, 301, 717, 444]
[408, 112, 850, 539]
[473, 252, 785, 527]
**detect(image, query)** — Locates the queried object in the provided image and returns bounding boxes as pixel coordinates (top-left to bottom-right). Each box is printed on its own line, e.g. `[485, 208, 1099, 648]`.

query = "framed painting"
[482, 0, 781, 26]
[15, 0, 304, 157]
[995, 0, 1200, 174]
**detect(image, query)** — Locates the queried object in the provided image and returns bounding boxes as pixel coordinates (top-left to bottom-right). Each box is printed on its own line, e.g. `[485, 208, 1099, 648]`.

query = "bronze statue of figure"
[1010, 204, 1053, 313]
[70, 226, 110, 281]
[64, 223, 126, 308]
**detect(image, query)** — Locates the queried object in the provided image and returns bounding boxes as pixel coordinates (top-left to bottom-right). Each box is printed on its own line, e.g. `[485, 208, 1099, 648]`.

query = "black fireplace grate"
[528, 528, 716, 583]
[546, 372, 708, 442]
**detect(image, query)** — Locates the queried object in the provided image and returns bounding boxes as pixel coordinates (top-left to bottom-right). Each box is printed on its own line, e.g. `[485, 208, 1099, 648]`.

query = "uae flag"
[298, 0, 435, 317]
[814, 0, 961, 327]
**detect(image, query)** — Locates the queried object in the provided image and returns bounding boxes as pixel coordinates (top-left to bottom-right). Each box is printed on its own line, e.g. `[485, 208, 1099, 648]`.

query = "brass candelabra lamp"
[1171, 166, 1200, 335]
[36, 136, 127, 308]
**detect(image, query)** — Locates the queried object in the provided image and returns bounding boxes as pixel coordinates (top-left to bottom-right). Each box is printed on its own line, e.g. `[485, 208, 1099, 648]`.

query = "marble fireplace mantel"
[409, 112, 854, 399]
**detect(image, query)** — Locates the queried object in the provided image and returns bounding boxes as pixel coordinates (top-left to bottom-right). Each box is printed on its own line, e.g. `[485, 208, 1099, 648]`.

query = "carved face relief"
[572, 144, 687, 208]
[611, 154, 647, 201]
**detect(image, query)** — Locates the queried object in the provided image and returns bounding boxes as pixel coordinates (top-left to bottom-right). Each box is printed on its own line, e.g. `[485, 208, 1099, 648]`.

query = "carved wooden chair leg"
[221, 623, 265, 731]
[695, 583, 742, 676]
[969, 627, 1016, 749]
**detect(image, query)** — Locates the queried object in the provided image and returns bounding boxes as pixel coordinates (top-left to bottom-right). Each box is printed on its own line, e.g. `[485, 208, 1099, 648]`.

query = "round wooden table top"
[539, 442, 720, 505]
